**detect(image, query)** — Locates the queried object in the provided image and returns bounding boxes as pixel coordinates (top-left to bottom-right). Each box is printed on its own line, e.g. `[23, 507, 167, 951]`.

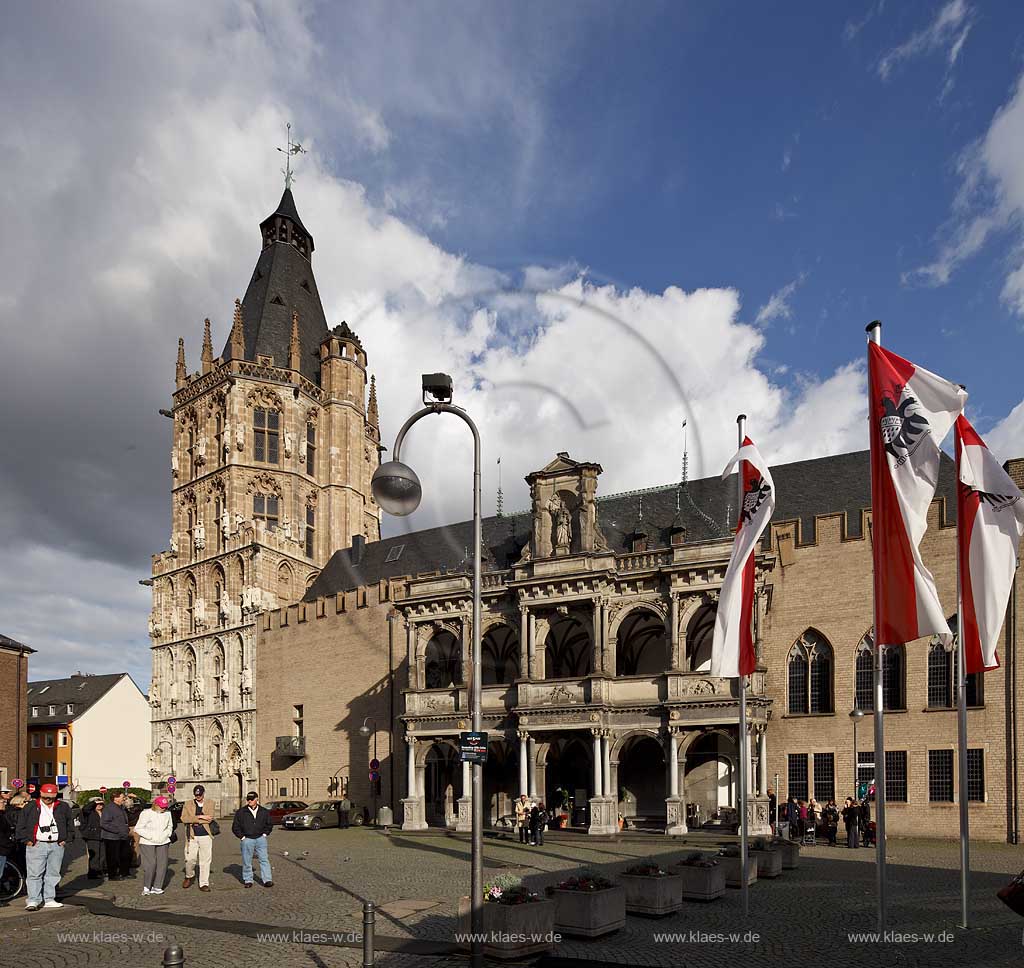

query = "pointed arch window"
[305, 423, 316, 480]
[214, 412, 224, 469]
[787, 631, 834, 714]
[855, 633, 905, 711]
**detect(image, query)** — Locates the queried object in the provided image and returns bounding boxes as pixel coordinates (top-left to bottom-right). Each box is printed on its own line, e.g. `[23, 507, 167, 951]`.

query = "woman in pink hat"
[134, 796, 173, 895]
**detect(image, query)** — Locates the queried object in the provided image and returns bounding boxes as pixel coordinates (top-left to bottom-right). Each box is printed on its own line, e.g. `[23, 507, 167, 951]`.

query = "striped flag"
[955, 415, 1024, 673]
[711, 438, 775, 678]
[868, 343, 967, 646]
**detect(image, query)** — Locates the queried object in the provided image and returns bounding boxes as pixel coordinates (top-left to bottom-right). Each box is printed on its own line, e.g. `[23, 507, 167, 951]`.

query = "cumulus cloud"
[877, 0, 973, 97]
[755, 274, 807, 326]
[986, 398, 1024, 462]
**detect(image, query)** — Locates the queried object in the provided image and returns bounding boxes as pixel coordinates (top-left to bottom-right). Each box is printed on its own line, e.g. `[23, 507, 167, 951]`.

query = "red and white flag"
[711, 437, 775, 678]
[955, 415, 1024, 673]
[868, 343, 967, 646]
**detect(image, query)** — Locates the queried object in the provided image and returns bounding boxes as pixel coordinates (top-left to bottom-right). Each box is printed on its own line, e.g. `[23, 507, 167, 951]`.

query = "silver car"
[281, 800, 343, 830]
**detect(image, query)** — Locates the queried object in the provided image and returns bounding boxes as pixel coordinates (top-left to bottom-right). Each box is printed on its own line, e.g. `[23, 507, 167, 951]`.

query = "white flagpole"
[736, 413, 750, 919]
[866, 320, 888, 934]
[954, 407, 970, 930]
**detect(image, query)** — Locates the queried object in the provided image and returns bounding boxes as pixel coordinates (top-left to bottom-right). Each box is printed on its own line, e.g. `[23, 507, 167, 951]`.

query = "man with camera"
[14, 783, 73, 911]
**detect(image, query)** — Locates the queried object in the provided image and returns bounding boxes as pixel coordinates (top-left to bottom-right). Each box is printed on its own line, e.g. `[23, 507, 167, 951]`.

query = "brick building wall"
[255, 583, 401, 816]
[0, 641, 32, 786]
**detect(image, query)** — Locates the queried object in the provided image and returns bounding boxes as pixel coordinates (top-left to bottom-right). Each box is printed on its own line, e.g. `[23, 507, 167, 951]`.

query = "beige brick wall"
[255, 584, 403, 817]
[0, 648, 30, 784]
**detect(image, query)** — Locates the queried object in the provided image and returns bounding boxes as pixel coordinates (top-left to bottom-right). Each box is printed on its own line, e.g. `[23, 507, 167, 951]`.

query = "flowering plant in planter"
[484, 874, 542, 905]
[623, 861, 671, 877]
[677, 851, 719, 868]
[546, 871, 616, 894]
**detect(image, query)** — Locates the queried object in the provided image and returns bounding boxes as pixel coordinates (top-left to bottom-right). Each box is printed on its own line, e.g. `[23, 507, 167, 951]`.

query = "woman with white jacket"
[134, 796, 173, 895]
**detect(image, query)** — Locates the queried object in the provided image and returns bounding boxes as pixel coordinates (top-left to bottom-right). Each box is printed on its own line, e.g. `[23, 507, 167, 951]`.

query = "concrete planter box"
[751, 849, 782, 879]
[551, 886, 626, 937]
[677, 864, 726, 901]
[620, 874, 683, 916]
[719, 855, 758, 888]
[458, 896, 556, 960]
[774, 840, 800, 869]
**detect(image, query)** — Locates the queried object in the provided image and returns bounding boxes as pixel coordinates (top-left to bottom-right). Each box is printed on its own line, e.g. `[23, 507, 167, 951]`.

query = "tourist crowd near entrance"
[149, 186, 1024, 842]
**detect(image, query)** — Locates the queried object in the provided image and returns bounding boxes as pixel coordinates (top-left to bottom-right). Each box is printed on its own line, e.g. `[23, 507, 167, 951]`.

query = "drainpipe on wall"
[388, 610, 396, 813]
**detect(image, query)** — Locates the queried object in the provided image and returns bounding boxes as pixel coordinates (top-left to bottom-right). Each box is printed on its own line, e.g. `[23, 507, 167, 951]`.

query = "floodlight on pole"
[371, 461, 422, 516]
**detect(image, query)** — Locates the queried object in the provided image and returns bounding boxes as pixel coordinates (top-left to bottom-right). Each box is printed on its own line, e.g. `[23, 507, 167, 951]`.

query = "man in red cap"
[15, 783, 73, 911]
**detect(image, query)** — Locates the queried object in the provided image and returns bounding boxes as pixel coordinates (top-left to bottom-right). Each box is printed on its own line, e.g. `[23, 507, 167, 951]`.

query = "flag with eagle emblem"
[955, 415, 1024, 673]
[711, 437, 775, 678]
[868, 342, 967, 647]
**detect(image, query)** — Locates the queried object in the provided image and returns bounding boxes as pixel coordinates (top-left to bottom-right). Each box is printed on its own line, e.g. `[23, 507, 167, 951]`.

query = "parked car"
[282, 800, 343, 830]
[264, 799, 308, 825]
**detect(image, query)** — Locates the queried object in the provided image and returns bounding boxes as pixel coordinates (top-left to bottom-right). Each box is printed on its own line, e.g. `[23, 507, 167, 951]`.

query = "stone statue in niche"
[171, 449, 179, 478]
[168, 679, 178, 705]
[192, 674, 205, 702]
[299, 437, 307, 462]
[193, 521, 205, 552]
[234, 511, 244, 534]
[195, 597, 206, 628]
[241, 666, 253, 694]
[549, 496, 572, 552]
[235, 423, 245, 451]
[169, 534, 178, 555]
[195, 435, 206, 463]
[223, 420, 232, 456]
[221, 508, 231, 541]
[282, 516, 292, 540]
[149, 678, 161, 707]
[283, 429, 294, 459]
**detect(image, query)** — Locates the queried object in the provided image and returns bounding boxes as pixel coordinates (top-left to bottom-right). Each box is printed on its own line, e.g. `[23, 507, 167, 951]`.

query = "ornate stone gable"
[523, 452, 608, 560]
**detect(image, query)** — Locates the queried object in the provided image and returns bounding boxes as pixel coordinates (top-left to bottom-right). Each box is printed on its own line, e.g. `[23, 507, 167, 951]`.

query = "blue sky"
[3, 0, 1024, 684]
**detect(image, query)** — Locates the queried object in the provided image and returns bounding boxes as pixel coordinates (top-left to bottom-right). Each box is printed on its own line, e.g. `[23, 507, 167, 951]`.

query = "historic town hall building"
[150, 188, 1024, 841]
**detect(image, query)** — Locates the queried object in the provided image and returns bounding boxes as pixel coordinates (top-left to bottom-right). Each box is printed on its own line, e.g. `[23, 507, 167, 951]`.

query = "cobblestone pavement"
[3, 829, 1023, 966]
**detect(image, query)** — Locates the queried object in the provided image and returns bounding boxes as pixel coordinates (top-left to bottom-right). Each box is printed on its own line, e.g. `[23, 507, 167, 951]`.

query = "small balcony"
[275, 735, 305, 757]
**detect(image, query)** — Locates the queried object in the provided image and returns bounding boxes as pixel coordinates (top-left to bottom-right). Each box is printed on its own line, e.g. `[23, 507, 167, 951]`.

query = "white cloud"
[877, 0, 973, 95]
[986, 398, 1024, 461]
[755, 274, 807, 326]
[905, 71, 1024, 308]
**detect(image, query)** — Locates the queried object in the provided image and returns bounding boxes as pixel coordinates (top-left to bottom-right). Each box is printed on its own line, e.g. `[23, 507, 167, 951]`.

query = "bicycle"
[0, 860, 25, 902]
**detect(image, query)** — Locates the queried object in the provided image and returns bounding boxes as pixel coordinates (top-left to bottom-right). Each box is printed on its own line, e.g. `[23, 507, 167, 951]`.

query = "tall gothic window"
[305, 423, 316, 479]
[214, 413, 224, 468]
[305, 505, 315, 558]
[787, 631, 834, 715]
[856, 635, 905, 711]
[253, 408, 280, 464]
[945, 616, 984, 707]
[187, 429, 196, 480]
[213, 495, 223, 553]
[253, 493, 279, 531]
[855, 642, 874, 711]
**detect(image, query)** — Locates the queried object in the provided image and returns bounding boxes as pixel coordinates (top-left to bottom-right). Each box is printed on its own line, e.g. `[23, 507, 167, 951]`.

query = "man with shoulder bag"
[181, 784, 217, 891]
[15, 783, 73, 911]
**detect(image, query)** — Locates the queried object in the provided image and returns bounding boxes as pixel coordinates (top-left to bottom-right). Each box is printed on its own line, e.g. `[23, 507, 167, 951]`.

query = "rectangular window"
[214, 414, 224, 468]
[48, 705, 56, 716]
[966, 748, 985, 802]
[31, 762, 40, 778]
[293, 704, 304, 739]
[214, 496, 223, 553]
[306, 424, 316, 478]
[253, 408, 280, 464]
[305, 506, 315, 558]
[31, 734, 40, 748]
[885, 750, 908, 802]
[788, 753, 808, 801]
[58, 761, 68, 776]
[253, 493, 279, 531]
[45, 734, 54, 747]
[65, 704, 73, 715]
[31, 706, 38, 717]
[929, 749, 955, 802]
[58, 730, 68, 747]
[45, 761, 54, 777]
[813, 753, 834, 802]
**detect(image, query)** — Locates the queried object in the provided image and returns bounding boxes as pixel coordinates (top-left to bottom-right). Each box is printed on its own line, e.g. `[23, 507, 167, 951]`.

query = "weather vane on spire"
[277, 122, 306, 190]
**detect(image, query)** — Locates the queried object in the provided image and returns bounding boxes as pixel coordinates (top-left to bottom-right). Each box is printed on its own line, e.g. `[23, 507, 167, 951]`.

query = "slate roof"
[26, 673, 132, 727]
[303, 449, 959, 600]
[221, 189, 330, 385]
[0, 633, 35, 654]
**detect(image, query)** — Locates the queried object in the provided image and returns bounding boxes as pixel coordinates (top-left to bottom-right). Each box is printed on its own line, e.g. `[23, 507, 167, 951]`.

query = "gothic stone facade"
[148, 189, 382, 814]
[254, 450, 1023, 841]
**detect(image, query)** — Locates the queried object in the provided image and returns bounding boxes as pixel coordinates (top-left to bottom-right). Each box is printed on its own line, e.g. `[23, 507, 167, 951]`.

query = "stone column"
[665, 728, 687, 835]
[758, 728, 768, 796]
[588, 729, 618, 836]
[401, 735, 427, 831]
[669, 731, 679, 797]
[527, 736, 538, 799]
[519, 605, 529, 679]
[669, 593, 680, 670]
[456, 757, 473, 833]
[593, 598, 602, 672]
[528, 612, 537, 678]
[519, 732, 529, 795]
[602, 733, 612, 797]
[406, 620, 417, 689]
[592, 731, 602, 796]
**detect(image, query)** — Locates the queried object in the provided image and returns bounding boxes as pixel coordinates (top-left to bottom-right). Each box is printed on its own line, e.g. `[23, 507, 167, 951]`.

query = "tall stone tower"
[146, 188, 382, 812]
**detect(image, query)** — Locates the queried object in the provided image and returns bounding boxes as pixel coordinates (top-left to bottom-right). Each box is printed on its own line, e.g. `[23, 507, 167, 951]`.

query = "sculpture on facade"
[148, 678, 161, 707]
[171, 449, 179, 478]
[283, 429, 294, 459]
[282, 515, 292, 540]
[169, 534, 178, 555]
[223, 419, 232, 457]
[221, 508, 231, 542]
[193, 521, 205, 552]
[192, 674, 205, 702]
[549, 496, 572, 551]
[241, 665, 253, 694]
[195, 435, 206, 464]
[195, 597, 207, 628]
[235, 423, 245, 451]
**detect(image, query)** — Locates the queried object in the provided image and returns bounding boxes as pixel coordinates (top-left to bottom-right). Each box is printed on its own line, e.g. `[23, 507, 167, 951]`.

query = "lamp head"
[372, 461, 422, 516]
[849, 709, 864, 720]
[422, 373, 453, 404]
[358, 724, 371, 738]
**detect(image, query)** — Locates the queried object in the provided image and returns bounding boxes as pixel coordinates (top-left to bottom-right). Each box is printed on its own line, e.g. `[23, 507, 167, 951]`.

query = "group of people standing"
[841, 796, 875, 848]
[770, 790, 872, 848]
[1, 781, 278, 910]
[513, 794, 549, 846]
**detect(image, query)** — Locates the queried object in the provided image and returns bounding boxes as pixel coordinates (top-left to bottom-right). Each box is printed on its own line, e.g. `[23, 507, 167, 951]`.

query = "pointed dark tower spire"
[201, 318, 213, 374]
[367, 374, 380, 442]
[222, 189, 329, 383]
[229, 298, 245, 360]
[176, 337, 187, 389]
[289, 311, 301, 372]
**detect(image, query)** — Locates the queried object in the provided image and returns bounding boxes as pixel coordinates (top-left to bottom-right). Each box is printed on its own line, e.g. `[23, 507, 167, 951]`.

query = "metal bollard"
[362, 900, 375, 967]
[162, 944, 185, 967]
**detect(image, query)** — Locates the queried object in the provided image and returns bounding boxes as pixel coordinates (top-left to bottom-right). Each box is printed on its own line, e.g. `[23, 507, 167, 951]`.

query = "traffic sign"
[369, 758, 380, 770]
[460, 731, 488, 764]
[99, 786, 108, 794]
[368, 770, 379, 782]
[57, 775, 69, 787]
[123, 780, 132, 789]
[167, 776, 176, 784]
[12, 778, 23, 789]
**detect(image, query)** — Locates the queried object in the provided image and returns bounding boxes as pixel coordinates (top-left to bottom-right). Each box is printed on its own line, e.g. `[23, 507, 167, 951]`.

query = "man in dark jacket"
[231, 792, 273, 888]
[100, 790, 133, 880]
[860, 798, 873, 847]
[80, 799, 105, 878]
[14, 783, 74, 911]
[842, 797, 860, 849]
[0, 786, 17, 900]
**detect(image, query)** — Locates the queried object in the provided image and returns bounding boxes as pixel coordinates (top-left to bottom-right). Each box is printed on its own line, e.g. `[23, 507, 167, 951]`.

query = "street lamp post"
[371, 373, 484, 968]
[849, 709, 864, 802]
[359, 717, 378, 826]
